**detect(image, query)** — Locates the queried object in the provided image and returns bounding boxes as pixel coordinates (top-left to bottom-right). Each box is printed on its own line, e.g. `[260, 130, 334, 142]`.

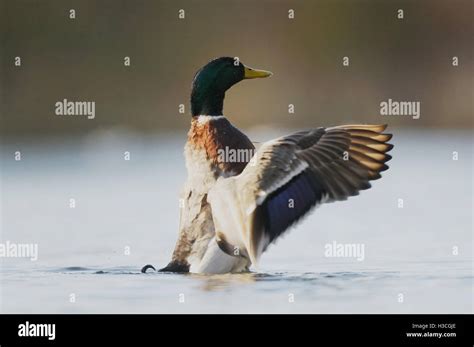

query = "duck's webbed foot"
[158, 261, 190, 273]
[141, 264, 156, 273]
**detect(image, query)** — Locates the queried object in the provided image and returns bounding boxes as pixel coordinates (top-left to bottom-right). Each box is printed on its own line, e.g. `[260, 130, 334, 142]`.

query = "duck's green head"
[191, 57, 272, 116]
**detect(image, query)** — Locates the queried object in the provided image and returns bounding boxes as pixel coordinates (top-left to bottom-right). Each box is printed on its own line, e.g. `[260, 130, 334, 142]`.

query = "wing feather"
[207, 124, 393, 265]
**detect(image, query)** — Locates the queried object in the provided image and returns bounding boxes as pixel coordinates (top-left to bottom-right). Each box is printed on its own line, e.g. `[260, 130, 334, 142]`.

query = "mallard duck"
[142, 57, 393, 274]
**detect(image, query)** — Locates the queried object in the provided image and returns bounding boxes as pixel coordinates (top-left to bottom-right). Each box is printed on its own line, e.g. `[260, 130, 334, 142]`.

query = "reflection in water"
[177, 271, 401, 292]
[190, 272, 257, 291]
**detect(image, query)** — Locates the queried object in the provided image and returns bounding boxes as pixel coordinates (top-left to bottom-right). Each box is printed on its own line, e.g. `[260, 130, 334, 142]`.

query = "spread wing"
[207, 124, 393, 265]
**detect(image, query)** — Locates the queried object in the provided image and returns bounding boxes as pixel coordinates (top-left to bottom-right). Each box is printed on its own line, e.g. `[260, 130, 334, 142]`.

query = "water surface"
[1, 129, 472, 313]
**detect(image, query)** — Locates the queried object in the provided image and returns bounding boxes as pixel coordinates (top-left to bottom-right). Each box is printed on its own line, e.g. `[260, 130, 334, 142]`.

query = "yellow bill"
[244, 65, 273, 79]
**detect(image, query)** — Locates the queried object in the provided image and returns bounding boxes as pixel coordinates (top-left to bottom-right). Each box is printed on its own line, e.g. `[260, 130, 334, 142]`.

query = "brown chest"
[187, 116, 255, 176]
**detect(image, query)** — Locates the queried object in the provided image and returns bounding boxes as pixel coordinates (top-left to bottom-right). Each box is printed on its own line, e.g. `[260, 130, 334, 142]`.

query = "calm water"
[0, 128, 472, 313]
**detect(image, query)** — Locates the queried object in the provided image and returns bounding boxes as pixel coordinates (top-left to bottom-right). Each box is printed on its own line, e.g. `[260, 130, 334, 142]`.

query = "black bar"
[0, 314, 472, 346]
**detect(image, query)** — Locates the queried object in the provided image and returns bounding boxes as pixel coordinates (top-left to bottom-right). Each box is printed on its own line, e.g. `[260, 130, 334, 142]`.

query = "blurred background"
[1, 0, 473, 137]
[0, 0, 472, 313]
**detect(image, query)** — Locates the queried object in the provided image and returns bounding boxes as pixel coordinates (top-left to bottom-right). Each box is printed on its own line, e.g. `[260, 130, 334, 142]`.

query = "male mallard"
[142, 57, 393, 274]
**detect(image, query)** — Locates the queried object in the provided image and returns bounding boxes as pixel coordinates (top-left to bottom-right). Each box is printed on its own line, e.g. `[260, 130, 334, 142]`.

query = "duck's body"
[144, 57, 393, 274]
[162, 115, 254, 273]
